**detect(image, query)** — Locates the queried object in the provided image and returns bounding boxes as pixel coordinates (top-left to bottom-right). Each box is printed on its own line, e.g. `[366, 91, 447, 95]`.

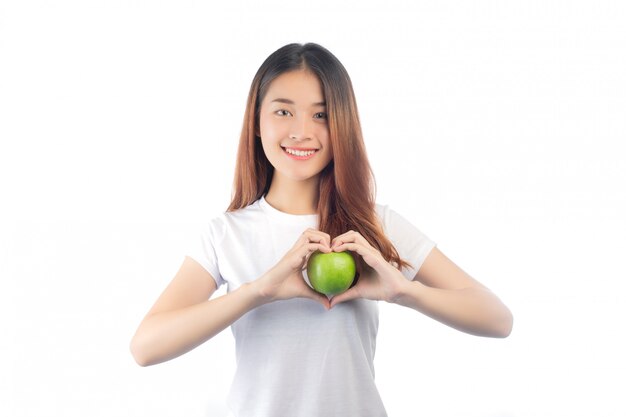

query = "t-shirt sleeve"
[378, 205, 437, 280]
[185, 218, 226, 289]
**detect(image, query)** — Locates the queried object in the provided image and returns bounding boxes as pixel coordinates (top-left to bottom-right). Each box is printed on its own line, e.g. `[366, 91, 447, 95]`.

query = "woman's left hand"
[329, 230, 409, 308]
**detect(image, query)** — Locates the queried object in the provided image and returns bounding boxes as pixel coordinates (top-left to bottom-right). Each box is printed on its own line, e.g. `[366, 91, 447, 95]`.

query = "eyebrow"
[270, 98, 326, 106]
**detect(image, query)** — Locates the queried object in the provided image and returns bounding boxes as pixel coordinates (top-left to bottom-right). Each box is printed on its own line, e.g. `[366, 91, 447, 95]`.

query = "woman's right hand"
[254, 228, 332, 309]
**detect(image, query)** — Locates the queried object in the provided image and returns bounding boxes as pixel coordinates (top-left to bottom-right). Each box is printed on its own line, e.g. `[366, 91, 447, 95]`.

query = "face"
[257, 70, 333, 183]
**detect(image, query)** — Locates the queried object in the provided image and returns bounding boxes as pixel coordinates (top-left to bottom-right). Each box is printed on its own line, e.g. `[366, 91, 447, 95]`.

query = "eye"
[276, 109, 292, 116]
[314, 112, 327, 119]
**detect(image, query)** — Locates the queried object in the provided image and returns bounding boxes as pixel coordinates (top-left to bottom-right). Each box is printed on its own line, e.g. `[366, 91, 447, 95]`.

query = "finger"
[330, 286, 360, 308]
[331, 229, 354, 247]
[301, 228, 332, 248]
[299, 242, 332, 263]
[289, 269, 330, 309]
[291, 242, 332, 271]
[332, 241, 368, 257]
[299, 276, 331, 309]
[333, 242, 383, 270]
[332, 230, 372, 249]
[305, 242, 332, 254]
[308, 290, 331, 310]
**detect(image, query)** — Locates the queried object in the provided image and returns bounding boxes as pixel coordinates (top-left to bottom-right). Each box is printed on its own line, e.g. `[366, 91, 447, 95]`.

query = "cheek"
[259, 115, 283, 139]
[320, 132, 332, 154]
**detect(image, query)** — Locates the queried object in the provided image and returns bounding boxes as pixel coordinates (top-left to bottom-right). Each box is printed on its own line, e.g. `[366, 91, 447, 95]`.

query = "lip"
[281, 146, 319, 161]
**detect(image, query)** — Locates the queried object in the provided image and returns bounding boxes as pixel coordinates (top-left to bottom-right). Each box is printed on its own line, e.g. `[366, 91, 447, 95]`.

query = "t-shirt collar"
[259, 194, 319, 224]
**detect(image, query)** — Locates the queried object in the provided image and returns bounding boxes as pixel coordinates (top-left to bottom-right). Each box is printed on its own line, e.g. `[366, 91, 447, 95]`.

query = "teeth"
[285, 148, 316, 157]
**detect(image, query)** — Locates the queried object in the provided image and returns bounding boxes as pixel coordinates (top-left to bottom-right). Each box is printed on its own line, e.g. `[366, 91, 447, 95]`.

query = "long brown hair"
[227, 43, 411, 270]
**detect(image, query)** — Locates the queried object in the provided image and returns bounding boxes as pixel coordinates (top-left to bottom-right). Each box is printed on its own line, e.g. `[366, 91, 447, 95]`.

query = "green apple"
[307, 250, 356, 296]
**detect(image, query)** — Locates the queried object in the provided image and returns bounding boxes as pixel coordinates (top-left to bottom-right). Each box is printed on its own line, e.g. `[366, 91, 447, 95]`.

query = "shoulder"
[200, 199, 265, 243]
[373, 201, 435, 249]
[374, 202, 414, 233]
[374, 201, 437, 278]
[374, 202, 391, 225]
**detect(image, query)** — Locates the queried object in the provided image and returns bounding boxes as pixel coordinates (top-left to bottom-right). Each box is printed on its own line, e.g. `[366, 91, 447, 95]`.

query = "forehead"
[263, 70, 325, 104]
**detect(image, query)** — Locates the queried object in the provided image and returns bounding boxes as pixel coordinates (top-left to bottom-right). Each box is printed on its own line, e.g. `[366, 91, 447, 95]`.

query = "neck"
[265, 173, 319, 215]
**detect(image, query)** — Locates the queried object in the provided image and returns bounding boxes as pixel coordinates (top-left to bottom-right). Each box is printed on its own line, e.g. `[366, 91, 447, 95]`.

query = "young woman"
[130, 42, 513, 417]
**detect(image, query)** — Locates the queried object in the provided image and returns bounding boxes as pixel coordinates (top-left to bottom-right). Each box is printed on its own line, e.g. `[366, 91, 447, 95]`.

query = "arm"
[329, 232, 513, 338]
[394, 247, 513, 338]
[130, 256, 267, 367]
[130, 228, 332, 367]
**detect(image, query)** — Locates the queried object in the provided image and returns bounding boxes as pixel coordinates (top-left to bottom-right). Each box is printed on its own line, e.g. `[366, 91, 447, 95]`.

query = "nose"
[289, 115, 314, 142]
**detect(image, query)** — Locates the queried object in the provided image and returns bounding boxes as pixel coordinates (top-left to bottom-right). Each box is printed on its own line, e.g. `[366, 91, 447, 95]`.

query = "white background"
[1, 1, 625, 416]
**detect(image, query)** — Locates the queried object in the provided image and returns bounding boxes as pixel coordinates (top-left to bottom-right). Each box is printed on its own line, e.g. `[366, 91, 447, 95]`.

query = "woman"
[130, 42, 513, 417]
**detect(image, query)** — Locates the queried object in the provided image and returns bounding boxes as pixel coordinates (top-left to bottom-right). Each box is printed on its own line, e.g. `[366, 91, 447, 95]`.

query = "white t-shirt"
[187, 195, 436, 417]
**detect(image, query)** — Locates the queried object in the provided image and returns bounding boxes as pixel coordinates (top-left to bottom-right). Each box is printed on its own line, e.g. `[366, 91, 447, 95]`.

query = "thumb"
[330, 287, 360, 308]
[298, 271, 331, 310]
[305, 288, 331, 310]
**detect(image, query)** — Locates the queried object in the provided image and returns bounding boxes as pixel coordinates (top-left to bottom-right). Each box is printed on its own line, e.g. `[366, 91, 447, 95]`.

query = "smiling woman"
[130, 42, 513, 417]
[229, 44, 410, 269]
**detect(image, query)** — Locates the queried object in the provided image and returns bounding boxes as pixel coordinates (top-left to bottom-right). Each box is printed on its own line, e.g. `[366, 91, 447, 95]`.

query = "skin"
[130, 69, 512, 367]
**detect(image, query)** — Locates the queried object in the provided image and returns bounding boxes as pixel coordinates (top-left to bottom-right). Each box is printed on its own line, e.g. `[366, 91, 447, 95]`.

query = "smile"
[282, 146, 318, 160]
